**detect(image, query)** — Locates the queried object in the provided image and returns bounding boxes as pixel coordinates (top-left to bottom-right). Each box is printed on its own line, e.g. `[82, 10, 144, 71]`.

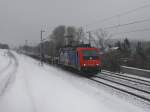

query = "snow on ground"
[103, 69, 150, 82]
[123, 73, 150, 82]
[0, 50, 147, 112]
[0, 49, 10, 73]
[122, 66, 150, 72]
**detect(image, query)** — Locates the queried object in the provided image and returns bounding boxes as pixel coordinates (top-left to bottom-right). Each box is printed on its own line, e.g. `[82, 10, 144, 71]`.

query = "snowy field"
[0, 49, 149, 112]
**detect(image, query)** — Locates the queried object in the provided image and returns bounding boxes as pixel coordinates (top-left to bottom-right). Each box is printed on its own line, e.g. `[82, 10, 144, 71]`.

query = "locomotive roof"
[64, 44, 91, 48]
[60, 44, 99, 52]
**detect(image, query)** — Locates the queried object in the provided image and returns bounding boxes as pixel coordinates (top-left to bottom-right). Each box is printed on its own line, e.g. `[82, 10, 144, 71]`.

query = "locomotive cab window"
[82, 50, 98, 56]
[82, 50, 99, 60]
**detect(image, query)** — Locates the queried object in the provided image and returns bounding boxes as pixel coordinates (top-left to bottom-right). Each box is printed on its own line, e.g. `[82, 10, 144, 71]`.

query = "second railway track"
[87, 72, 150, 103]
[101, 71, 150, 87]
[99, 72, 150, 93]
[102, 70, 150, 85]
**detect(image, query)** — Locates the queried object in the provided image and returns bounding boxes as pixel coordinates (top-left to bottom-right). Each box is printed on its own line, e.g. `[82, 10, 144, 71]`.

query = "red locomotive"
[59, 44, 102, 74]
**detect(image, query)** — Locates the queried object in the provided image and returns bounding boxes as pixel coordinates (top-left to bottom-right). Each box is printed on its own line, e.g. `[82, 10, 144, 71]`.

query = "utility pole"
[87, 31, 92, 45]
[25, 40, 28, 53]
[87, 31, 98, 47]
[40, 30, 45, 66]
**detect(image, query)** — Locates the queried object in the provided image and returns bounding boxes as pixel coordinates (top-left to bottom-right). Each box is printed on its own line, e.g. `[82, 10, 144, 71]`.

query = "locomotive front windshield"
[82, 50, 98, 56]
[82, 50, 99, 60]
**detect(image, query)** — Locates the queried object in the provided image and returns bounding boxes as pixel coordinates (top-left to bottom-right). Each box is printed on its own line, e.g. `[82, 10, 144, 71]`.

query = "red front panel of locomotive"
[77, 48, 102, 70]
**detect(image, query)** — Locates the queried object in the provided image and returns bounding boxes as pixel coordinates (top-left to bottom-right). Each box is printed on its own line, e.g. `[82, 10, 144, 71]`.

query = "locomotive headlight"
[83, 64, 86, 66]
[96, 64, 99, 66]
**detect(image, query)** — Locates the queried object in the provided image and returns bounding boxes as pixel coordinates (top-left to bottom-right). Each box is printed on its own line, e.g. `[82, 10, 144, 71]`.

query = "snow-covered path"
[0, 50, 10, 74]
[0, 50, 148, 112]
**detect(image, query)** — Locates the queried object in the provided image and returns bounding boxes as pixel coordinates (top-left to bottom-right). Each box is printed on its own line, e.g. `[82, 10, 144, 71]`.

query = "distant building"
[0, 43, 9, 49]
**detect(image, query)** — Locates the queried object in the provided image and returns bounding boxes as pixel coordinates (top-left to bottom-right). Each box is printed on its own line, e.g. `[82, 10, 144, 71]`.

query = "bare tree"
[66, 26, 77, 45]
[94, 29, 111, 50]
[50, 25, 66, 56]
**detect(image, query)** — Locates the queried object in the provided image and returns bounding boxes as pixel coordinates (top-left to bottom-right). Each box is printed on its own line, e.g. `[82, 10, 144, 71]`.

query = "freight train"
[59, 44, 102, 74]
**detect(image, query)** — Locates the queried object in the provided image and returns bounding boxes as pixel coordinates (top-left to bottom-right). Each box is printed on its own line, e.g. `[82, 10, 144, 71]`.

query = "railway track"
[102, 70, 150, 85]
[99, 72, 150, 93]
[57, 65, 150, 102]
[101, 71, 150, 87]
[87, 72, 150, 103]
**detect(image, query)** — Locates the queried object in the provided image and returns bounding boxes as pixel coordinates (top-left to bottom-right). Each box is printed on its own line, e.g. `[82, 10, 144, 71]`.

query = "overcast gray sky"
[0, 0, 150, 47]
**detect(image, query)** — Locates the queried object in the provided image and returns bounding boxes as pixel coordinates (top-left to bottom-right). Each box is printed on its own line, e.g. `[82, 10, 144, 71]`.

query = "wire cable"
[84, 3, 150, 29]
[89, 17, 150, 32]
[111, 28, 150, 36]
[104, 18, 150, 30]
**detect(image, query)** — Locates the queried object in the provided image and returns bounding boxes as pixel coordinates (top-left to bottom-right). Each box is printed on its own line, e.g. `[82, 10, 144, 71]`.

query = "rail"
[120, 66, 150, 78]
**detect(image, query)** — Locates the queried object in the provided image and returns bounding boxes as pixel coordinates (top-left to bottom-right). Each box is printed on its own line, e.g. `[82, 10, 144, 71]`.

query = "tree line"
[103, 38, 150, 71]
[19, 25, 150, 71]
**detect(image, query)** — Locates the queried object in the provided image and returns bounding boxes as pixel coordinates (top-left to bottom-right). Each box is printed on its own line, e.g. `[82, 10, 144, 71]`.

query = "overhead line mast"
[40, 30, 45, 66]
